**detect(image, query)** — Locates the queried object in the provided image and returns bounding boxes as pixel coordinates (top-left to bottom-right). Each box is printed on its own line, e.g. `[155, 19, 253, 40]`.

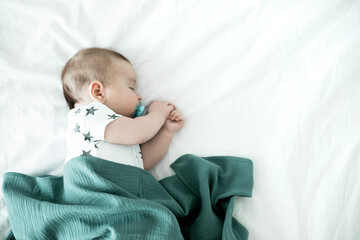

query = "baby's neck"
[75, 100, 92, 108]
[75, 92, 95, 108]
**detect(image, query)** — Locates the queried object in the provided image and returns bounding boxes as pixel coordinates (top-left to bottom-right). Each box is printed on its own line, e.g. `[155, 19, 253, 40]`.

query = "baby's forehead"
[111, 60, 136, 78]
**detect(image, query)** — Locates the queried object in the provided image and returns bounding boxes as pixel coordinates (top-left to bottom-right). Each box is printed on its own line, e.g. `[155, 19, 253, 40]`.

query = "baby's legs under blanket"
[3, 154, 253, 240]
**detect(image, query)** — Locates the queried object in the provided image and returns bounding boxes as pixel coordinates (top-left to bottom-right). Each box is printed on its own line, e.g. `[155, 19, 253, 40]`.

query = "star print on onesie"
[86, 106, 98, 116]
[83, 131, 93, 141]
[73, 123, 80, 133]
[65, 100, 144, 169]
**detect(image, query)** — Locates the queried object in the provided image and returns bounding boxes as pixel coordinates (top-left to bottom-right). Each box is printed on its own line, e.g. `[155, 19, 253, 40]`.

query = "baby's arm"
[140, 108, 185, 170]
[104, 101, 174, 146]
[140, 127, 174, 170]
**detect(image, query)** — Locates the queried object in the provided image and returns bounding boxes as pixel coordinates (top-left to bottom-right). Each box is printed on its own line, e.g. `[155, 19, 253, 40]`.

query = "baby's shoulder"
[69, 101, 107, 117]
[68, 101, 121, 127]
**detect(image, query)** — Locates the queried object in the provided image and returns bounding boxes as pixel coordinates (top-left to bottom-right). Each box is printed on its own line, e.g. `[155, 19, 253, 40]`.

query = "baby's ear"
[89, 80, 105, 103]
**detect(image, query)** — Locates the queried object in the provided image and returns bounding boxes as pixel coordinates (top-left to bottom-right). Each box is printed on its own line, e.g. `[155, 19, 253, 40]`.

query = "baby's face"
[103, 60, 142, 117]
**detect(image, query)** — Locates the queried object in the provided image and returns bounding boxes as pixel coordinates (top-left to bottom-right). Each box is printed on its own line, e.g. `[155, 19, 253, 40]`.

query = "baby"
[61, 47, 185, 170]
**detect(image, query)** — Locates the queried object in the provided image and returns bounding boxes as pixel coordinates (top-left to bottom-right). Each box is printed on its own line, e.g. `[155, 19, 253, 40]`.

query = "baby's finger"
[175, 114, 184, 121]
[174, 112, 183, 119]
[176, 116, 185, 121]
[169, 110, 179, 118]
[168, 103, 176, 111]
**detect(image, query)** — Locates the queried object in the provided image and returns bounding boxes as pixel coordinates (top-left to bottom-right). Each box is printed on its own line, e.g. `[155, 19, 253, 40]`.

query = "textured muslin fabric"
[2, 154, 253, 240]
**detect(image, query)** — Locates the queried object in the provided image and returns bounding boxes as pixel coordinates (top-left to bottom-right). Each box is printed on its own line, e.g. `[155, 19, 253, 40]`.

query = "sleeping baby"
[2, 48, 250, 238]
[61, 47, 185, 170]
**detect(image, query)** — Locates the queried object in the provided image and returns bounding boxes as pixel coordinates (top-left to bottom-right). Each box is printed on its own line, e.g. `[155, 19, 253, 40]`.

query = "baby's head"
[61, 48, 142, 117]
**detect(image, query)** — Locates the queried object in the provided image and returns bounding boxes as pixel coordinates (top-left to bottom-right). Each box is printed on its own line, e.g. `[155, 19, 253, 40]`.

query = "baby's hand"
[148, 100, 175, 119]
[163, 109, 185, 133]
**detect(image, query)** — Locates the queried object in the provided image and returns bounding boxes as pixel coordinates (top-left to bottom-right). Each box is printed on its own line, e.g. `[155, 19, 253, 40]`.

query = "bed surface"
[1, 0, 359, 239]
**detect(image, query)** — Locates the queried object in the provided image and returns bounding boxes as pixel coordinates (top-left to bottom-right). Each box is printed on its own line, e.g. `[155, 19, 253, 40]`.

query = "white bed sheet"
[1, 0, 359, 239]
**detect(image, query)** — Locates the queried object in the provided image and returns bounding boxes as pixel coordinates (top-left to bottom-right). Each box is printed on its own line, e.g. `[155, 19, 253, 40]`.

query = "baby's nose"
[138, 95, 142, 101]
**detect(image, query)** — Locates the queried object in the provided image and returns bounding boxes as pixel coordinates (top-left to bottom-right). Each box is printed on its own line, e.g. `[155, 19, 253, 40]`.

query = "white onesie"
[65, 100, 144, 169]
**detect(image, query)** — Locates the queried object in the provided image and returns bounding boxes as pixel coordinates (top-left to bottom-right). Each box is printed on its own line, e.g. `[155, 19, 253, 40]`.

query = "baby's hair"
[61, 47, 130, 109]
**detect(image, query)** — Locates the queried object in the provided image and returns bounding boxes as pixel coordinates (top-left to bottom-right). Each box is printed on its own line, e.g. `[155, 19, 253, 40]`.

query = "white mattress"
[1, 0, 359, 239]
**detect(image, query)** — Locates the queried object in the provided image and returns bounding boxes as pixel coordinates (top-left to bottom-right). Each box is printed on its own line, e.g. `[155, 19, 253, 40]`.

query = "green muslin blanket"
[2, 154, 253, 240]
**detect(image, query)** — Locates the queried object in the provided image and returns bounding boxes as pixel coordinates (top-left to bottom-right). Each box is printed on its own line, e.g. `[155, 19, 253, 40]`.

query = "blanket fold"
[2, 154, 253, 240]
